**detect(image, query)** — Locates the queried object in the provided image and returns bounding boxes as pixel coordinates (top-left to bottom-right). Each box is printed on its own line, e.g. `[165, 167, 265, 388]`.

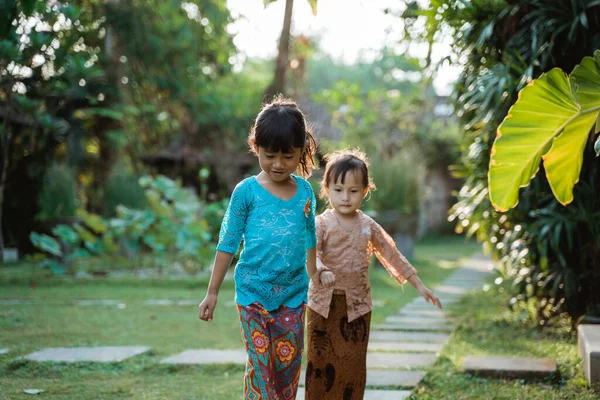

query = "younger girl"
[198, 96, 318, 400]
[305, 149, 442, 399]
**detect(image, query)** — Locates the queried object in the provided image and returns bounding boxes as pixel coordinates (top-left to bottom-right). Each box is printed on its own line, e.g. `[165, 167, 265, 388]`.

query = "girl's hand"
[320, 271, 336, 288]
[418, 286, 442, 309]
[199, 293, 218, 322]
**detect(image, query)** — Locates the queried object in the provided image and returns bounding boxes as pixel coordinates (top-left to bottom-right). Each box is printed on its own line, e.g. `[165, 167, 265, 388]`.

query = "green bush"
[36, 163, 78, 221]
[30, 175, 218, 275]
[367, 151, 422, 215]
[105, 171, 147, 216]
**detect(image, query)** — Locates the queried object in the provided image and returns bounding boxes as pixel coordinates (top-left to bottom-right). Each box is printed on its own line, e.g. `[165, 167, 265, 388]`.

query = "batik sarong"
[237, 302, 305, 400]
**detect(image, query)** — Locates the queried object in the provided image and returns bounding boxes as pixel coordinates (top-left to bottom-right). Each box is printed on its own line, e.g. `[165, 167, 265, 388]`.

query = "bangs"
[329, 162, 366, 187]
[253, 108, 306, 152]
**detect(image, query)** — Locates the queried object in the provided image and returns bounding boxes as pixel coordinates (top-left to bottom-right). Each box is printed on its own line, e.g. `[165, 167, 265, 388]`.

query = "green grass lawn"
[8, 235, 576, 399]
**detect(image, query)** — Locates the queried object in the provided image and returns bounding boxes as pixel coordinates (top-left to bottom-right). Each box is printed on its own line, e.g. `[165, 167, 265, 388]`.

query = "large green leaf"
[489, 51, 600, 211]
[29, 232, 63, 257]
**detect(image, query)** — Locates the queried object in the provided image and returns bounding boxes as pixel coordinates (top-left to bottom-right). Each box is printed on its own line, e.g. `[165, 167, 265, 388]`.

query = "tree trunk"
[91, 0, 122, 213]
[263, 0, 294, 100]
[0, 78, 12, 260]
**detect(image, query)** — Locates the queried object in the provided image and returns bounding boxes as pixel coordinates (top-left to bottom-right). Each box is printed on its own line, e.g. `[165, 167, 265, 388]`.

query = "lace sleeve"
[216, 181, 249, 254]
[370, 219, 417, 284]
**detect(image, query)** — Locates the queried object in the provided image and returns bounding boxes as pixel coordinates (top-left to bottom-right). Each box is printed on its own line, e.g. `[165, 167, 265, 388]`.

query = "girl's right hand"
[320, 271, 336, 288]
[198, 294, 218, 322]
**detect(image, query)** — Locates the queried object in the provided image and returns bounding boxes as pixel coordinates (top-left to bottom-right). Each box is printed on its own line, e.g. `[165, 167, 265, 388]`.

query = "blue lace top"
[217, 175, 317, 311]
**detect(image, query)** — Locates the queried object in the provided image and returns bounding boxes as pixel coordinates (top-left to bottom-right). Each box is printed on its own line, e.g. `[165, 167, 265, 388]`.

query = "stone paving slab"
[432, 285, 471, 295]
[370, 331, 450, 344]
[300, 369, 426, 388]
[442, 279, 483, 287]
[396, 309, 448, 318]
[160, 349, 247, 365]
[578, 324, 600, 384]
[408, 297, 458, 307]
[75, 300, 122, 306]
[401, 301, 450, 309]
[367, 352, 437, 369]
[145, 299, 199, 306]
[0, 348, 9, 355]
[399, 304, 447, 313]
[385, 316, 450, 325]
[296, 387, 412, 400]
[368, 341, 443, 353]
[22, 346, 150, 362]
[0, 299, 32, 304]
[462, 355, 557, 379]
[374, 323, 453, 333]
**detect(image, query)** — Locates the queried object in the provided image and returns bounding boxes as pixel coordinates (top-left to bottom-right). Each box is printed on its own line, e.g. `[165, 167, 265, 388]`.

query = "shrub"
[36, 163, 78, 221]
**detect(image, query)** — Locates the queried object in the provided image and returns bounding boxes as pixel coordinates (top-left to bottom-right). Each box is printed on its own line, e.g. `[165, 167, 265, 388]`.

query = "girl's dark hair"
[320, 149, 376, 199]
[248, 95, 317, 178]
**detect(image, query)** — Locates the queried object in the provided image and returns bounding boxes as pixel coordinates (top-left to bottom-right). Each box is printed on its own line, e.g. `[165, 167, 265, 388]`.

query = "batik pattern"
[238, 302, 305, 400]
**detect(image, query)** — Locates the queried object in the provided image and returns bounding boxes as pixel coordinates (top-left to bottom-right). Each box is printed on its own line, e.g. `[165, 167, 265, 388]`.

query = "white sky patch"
[226, 0, 461, 95]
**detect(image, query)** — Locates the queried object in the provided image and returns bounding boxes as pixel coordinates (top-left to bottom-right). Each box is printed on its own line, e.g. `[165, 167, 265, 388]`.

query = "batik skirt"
[237, 302, 306, 400]
[304, 291, 372, 400]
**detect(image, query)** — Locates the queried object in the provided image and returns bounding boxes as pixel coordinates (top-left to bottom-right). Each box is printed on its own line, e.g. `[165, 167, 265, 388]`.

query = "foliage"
[314, 76, 460, 217]
[29, 175, 222, 275]
[0, 1, 110, 248]
[105, 169, 147, 216]
[367, 150, 423, 215]
[0, 0, 38, 36]
[36, 163, 79, 221]
[405, 0, 600, 322]
[490, 50, 600, 210]
[1, 0, 260, 251]
[306, 47, 422, 93]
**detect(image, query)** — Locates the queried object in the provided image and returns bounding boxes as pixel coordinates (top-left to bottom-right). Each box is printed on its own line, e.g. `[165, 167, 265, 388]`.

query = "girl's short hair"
[319, 149, 376, 199]
[248, 95, 317, 178]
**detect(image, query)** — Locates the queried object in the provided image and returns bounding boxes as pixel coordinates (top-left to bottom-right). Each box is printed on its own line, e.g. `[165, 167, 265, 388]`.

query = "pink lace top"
[307, 209, 417, 322]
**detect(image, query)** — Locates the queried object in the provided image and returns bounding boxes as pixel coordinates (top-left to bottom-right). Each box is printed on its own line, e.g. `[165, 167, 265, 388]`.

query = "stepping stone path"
[368, 342, 444, 353]
[145, 299, 199, 306]
[462, 355, 558, 379]
[22, 346, 150, 362]
[161, 349, 246, 365]
[359, 253, 493, 397]
[0, 299, 32, 304]
[370, 331, 450, 343]
[157, 254, 494, 398]
[75, 299, 123, 306]
[299, 370, 426, 388]
[16, 254, 500, 399]
[296, 387, 412, 399]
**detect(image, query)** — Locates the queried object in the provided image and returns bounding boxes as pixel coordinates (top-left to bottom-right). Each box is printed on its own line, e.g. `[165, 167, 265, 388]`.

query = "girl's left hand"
[418, 286, 442, 309]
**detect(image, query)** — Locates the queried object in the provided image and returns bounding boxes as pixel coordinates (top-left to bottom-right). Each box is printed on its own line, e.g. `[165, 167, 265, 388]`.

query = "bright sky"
[226, 0, 460, 95]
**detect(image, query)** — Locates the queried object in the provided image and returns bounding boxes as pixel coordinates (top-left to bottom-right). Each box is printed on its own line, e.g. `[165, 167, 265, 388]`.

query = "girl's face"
[256, 146, 303, 183]
[327, 170, 368, 216]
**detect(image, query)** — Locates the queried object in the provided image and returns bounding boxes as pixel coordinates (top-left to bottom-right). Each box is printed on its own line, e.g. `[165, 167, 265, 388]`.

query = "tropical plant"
[489, 50, 600, 211]
[30, 175, 218, 275]
[403, 0, 600, 323]
[2, 0, 257, 256]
